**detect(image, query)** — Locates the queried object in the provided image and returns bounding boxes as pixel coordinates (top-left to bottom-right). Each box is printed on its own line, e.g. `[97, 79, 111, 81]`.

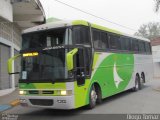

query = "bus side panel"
[73, 52, 104, 108]
[74, 79, 91, 108]
[91, 53, 134, 98]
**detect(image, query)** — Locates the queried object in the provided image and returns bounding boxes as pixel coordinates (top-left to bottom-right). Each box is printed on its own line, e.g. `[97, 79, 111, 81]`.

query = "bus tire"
[141, 73, 145, 83]
[133, 75, 141, 91]
[94, 83, 102, 104]
[88, 84, 97, 109]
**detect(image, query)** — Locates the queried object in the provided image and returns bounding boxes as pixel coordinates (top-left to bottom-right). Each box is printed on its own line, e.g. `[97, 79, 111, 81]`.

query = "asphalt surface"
[1, 78, 160, 120]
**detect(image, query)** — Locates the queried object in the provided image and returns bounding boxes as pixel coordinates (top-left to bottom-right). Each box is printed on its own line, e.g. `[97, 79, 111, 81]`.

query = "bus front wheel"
[88, 85, 97, 109]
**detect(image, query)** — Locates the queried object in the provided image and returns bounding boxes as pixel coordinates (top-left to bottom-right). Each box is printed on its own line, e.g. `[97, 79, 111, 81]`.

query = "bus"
[8, 20, 153, 109]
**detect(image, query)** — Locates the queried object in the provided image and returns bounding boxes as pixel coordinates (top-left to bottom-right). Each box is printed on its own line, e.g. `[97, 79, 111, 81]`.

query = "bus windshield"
[21, 49, 68, 81]
[22, 28, 72, 50]
[20, 26, 91, 82]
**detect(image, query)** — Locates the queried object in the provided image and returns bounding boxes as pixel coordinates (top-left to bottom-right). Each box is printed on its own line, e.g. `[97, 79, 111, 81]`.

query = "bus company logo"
[113, 63, 123, 88]
[43, 46, 65, 50]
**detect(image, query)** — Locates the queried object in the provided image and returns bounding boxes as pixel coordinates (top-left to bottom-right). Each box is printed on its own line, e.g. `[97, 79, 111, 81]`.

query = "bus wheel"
[133, 75, 141, 91]
[88, 85, 97, 109]
[95, 85, 102, 104]
[141, 73, 145, 83]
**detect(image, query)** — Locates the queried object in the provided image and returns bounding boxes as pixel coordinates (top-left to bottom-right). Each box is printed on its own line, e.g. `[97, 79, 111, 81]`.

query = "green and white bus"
[8, 20, 153, 109]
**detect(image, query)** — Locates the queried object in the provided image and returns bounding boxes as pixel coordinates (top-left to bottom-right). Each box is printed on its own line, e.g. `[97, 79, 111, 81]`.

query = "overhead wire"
[54, 0, 137, 32]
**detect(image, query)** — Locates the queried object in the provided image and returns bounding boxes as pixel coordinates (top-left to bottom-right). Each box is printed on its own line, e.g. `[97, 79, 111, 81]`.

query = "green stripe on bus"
[72, 20, 89, 26]
[91, 23, 122, 35]
[19, 83, 66, 90]
[74, 79, 91, 108]
[91, 53, 134, 98]
[72, 20, 122, 35]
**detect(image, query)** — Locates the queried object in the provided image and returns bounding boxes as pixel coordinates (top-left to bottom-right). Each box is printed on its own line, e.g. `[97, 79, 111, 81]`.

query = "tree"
[134, 22, 160, 40]
[155, 0, 160, 12]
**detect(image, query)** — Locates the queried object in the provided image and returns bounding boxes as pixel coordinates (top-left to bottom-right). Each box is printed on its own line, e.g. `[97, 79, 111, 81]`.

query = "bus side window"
[84, 48, 91, 76]
[120, 37, 132, 52]
[93, 29, 108, 50]
[132, 39, 139, 53]
[149, 43, 152, 54]
[120, 36, 126, 50]
[93, 30, 101, 49]
[75, 49, 85, 76]
[139, 41, 146, 54]
[101, 32, 108, 49]
[142, 41, 146, 53]
[126, 38, 132, 51]
[108, 34, 121, 50]
[145, 42, 152, 54]
[73, 26, 90, 45]
[75, 48, 91, 76]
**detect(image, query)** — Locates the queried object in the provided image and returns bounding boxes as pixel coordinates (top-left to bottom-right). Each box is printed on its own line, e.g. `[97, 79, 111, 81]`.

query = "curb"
[0, 99, 20, 112]
[0, 105, 12, 112]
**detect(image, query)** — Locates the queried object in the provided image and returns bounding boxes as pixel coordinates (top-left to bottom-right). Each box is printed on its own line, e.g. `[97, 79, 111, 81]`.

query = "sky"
[40, 0, 160, 35]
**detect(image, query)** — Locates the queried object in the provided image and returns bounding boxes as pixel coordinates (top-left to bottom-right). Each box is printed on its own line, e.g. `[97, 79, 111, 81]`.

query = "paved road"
[1, 78, 160, 119]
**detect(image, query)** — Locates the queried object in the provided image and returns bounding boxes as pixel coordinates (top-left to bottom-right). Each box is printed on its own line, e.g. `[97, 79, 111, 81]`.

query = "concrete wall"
[0, 0, 13, 22]
[0, 18, 21, 96]
[152, 45, 160, 77]
[153, 62, 160, 78]
[0, 0, 45, 96]
[152, 45, 160, 62]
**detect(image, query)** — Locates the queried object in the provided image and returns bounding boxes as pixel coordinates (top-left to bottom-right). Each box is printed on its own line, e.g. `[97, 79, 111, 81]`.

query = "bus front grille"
[42, 91, 54, 94]
[28, 90, 54, 95]
[29, 90, 39, 94]
[29, 99, 53, 106]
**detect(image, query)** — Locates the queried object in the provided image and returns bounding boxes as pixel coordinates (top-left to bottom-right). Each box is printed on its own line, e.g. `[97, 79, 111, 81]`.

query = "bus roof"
[23, 20, 150, 42]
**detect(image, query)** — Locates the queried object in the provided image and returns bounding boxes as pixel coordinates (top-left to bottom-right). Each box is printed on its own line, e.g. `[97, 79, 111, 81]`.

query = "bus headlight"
[61, 90, 67, 95]
[57, 90, 72, 96]
[19, 90, 26, 95]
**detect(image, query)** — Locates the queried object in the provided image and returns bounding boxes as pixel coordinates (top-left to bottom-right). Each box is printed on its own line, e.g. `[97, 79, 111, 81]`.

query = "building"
[151, 37, 160, 77]
[0, 0, 45, 96]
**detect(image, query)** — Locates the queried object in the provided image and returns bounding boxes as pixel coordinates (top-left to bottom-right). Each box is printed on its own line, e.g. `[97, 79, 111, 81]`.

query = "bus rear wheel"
[133, 75, 141, 91]
[141, 73, 145, 83]
[88, 85, 97, 109]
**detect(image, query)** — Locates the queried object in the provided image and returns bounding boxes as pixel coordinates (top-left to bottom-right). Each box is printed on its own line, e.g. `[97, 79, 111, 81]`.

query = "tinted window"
[73, 26, 90, 45]
[84, 48, 92, 75]
[21, 49, 67, 81]
[120, 37, 131, 51]
[101, 32, 108, 49]
[139, 41, 146, 53]
[120, 36, 126, 50]
[109, 34, 121, 50]
[126, 38, 132, 51]
[93, 30, 101, 49]
[145, 42, 152, 54]
[132, 39, 139, 52]
[93, 29, 108, 49]
[22, 28, 67, 50]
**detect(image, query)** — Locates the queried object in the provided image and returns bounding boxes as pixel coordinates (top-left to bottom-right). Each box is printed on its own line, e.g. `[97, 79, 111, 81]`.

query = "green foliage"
[135, 22, 160, 40]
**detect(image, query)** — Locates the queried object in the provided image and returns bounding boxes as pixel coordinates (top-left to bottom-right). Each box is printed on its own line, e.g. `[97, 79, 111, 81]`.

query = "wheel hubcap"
[135, 79, 138, 90]
[91, 90, 97, 103]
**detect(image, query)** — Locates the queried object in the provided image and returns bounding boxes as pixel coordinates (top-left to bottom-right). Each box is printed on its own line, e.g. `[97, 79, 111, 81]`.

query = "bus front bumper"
[19, 95, 75, 109]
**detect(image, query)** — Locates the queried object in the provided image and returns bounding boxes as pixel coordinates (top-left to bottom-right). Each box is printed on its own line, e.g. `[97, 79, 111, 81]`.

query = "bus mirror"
[66, 48, 78, 71]
[8, 54, 21, 74]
